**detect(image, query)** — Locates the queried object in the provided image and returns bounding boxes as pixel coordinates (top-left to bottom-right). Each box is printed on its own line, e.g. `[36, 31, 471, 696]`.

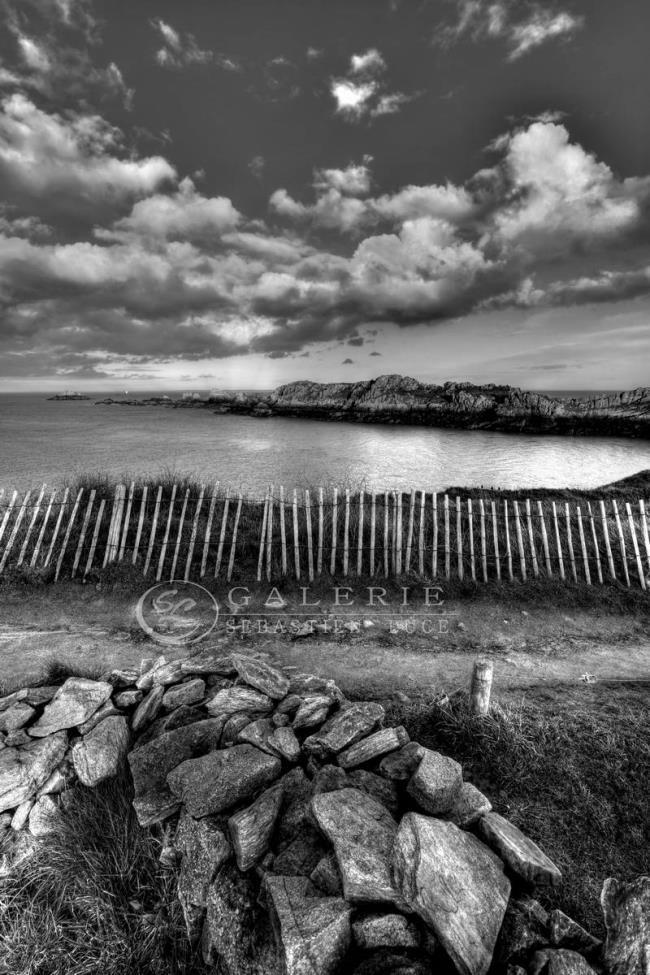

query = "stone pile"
[1, 649, 648, 975]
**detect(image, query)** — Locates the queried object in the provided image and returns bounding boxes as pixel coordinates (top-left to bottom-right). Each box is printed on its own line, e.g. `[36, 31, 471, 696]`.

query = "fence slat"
[479, 499, 487, 582]
[626, 502, 646, 590]
[383, 491, 390, 577]
[455, 496, 463, 580]
[17, 483, 46, 566]
[306, 489, 314, 582]
[468, 499, 476, 581]
[0, 490, 32, 573]
[0, 490, 18, 547]
[537, 501, 552, 577]
[200, 483, 219, 578]
[640, 500, 650, 574]
[612, 500, 630, 587]
[418, 490, 425, 575]
[565, 502, 577, 583]
[444, 494, 450, 579]
[370, 492, 377, 577]
[84, 498, 105, 577]
[71, 489, 96, 578]
[577, 506, 591, 584]
[405, 489, 415, 573]
[330, 487, 338, 575]
[118, 481, 135, 561]
[143, 486, 163, 577]
[396, 491, 403, 575]
[343, 488, 350, 577]
[600, 499, 616, 581]
[317, 487, 324, 576]
[525, 499, 539, 578]
[132, 486, 148, 566]
[432, 492, 438, 578]
[587, 502, 603, 584]
[105, 484, 126, 566]
[280, 485, 288, 576]
[504, 499, 513, 581]
[391, 492, 397, 574]
[514, 500, 526, 581]
[293, 488, 301, 580]
[44, 487, 69, 569]
[257, 488, 269, 583]
[184, 486, 205, 581]
[214, 487, 231, 579]
[227, 492, 243, 582]
[170, 488, 190, 580]
[155, 484, 177, 582]
[54, 489, 83, 581]
[356, 490, 364, 576]
[552, 501, 565, 581]
[266, 485, 274, 582]
[491, 500, 501, 582]
[31, 489, 56, 568]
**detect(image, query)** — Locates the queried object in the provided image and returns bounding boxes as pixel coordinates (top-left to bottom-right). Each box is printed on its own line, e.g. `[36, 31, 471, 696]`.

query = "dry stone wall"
[1, 650, 648, 975]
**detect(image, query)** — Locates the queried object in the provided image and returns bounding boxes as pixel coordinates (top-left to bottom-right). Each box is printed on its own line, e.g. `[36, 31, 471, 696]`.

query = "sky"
[0, 0, 649, 392]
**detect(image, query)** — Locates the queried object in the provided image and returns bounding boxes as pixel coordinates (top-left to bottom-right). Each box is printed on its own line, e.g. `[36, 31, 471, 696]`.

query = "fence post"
[18, 483, 46, 566]
[356, 489, 364, 576]
[432, 492, 438, 578]
[370, 491, 377, 577]
[577, 506, 591, 584]
[144, 485, 163, 577]
[155, 484, 177, 581]
[330, 487, 338, 576]
[525, 499, 539, 578]
[479, 498, 487, 582]
[132, 485, 148, 566]
[587, 501, 602, 584]
[600, 499, 616, 581]
[305, 489, 314, 582]
[514, 501, 527, 581]
[343, 488, 350, 576]
[383, 491, 390, 577]
[456, 496, 463, 580]
[468, 498, 476, 581]
[280, 485, 288, 576]
[504, 499, 513, 582]
[626, 502, 646, 590]
[565, 502, 578, 583]
[293, 488, 301, 580]
[470, 660, 493, 716]
[266, 485, 274, 582]
[443, 494, 450, 579]
[491, 500, 501, 582]
[214, 487, 231, 579]
[118, 480, 135, 561]
[184, 485, 205, 581]
[418, 490, 425, 576]
[199, 483, 219, 578]
[31, 488, 56, 568]
[612, 500, 630, 587]
[0, 490, 32, 574]
[227, 492, 243, 583]
[317, 486, 324, 576]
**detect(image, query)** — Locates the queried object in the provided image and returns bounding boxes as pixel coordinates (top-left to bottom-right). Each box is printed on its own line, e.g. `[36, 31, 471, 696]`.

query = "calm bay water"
[1, 393, 649, 495]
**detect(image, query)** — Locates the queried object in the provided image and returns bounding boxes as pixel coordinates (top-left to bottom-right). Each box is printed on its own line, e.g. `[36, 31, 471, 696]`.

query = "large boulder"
[229, 783, 284, 871]
[406, 747, 462, 815]
[310, 788, 405, 908]
[168, 744, 281, 817]
[601, 876, 650, 975]
[0, 732, 68, 812]
[72, 715, 129, 786]
[393, 813, 511, 975]
[303, 703, 385, 760]
[232, 655, 290, 700]
[28, 678, 112, 737]
[478, 812, 562, 886]
[265, 875, 351, 975]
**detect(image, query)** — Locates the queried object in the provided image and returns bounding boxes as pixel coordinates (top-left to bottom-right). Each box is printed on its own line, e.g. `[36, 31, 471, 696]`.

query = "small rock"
[310, 853, 343, 896]
[444, 781, 492, 827]
[220, 712, 254, 746]
[275, 693, 303, 716]
[478, 811, 562, 886]
[378, 742, 423, 781]
[601, 876, 650, 975]
[406, 747, 462, 815]
[72, 715, 130, 787]
[311, 765, 349, 793]
[549, 909, 602, 956]
[162, 679, 206, 710]
[202, 863, 277, 974]
[175, 810, 231, 939]
[180, 648, 234, 676]
[273, 831, 327, 877]
[530, 948, 597, 974]
[4, 728, 31, 747]
[228, 783, 284, 871]
[36, 765, 70, 798]
[0, 731, 68, 812]
[113, 689, 143, 708]
[353, 913, 420, 950]
[289, 674, 344, 702]
[292, 695, 333, 730]
[11, 798, 34, 831]
[232, 654, 290, 700]
[150, 660, 184, 686]
[167, 744, 281, 817]
[206, 686, 273, 722]
[28, 794, 62, 836]
[304, 702, 385, 759]
[268, 726, 301, 762]
[131, 684, 165, 733]
[337, 726, 409, 769]
[78, 700, 121, 735]
[237, 717, 275, 754]
[272, 712, 290, 727]
[0, 702, 36, 733]
[28, 678, 112, 737]
[347, 769, 401, 818]
[104, 668, 139, 688]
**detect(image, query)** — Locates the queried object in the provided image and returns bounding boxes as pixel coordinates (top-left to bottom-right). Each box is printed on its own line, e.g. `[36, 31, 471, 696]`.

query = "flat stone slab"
[393, 813, 511, 975]
[444, 781, 492, 828]
[168, 744, 281, 817]
[601, 876, 650, 975]
[232, 655, 290, 700]
[237, 717, 276, 754]
[530, 949, 598, 974]
[129, 718, 225, 797]
[28, 794, 62, 836]
[0, 731, 68, 812]
[478, 811, 562, 886]
[268, 726, 301, 762]
[311, 787, 405, 908]
[72, 715, 130, 787]
[205, 686, 274, 722]
[265, 875, 352, 975]
[180, 649, 235, 676]
[352, 913, 420, 950]
[29, 678, 112, 737]
[0, 702, 36, 733]
[337, 727, 409, 769]
[162, 679, 206, 710]
[292, 695, 332, 730]
[378, 742, 424, 781]
[289, 674, 345, 702]
[406, 747, 462, 815]
[303, 703, 385, 759]
[131, 685, 165, 733]
[228, 782, 284, 871]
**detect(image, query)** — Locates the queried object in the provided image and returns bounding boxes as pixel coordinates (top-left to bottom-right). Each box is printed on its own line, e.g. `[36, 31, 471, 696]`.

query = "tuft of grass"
[0, 769, 209, 975]
[384, 684, 650, 937]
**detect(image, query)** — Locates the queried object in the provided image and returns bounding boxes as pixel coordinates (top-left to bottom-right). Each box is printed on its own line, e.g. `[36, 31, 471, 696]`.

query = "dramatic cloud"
[329, 49, 418, 121]
[436, 1, 584, 60]
[151, 18, 236, 70]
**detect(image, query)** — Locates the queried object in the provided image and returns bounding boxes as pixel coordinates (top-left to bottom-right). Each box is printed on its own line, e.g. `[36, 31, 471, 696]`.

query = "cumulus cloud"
[329, 49, 418, 121]
[314, 158, 373, 196]
[151, 18, 234, 70]
[436, 1, 584, 60]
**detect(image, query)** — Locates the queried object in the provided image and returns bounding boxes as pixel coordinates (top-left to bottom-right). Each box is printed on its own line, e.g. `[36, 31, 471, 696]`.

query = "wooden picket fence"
[0, 482, 649, 589]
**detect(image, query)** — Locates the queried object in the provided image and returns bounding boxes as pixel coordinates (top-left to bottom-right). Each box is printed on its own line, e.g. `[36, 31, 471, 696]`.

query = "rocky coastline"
[95, 376, 650, 438]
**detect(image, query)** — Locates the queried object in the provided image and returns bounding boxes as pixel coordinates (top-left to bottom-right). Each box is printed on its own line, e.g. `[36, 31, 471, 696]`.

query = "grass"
[382, 682, 650, 937]
[0, 769, 210, 975]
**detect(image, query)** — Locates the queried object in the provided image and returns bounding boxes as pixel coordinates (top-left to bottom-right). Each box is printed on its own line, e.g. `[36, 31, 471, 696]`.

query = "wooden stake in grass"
[587, 501, 602, 584]
[214, 487, 231, 579]
[155, 483, 177, 582]
[391, 492, 398, 574]
[626, 501, 646, 590]
[257, 486, 269, 583]
[356, 489, 364, 576]
[18, 483, 46, 566]
[293, 488, 301, 580]
[479, 498, 488, 582]
[640, 499, 650, 574]
[0, 489, 31, 574]
[565, 502, 578, 583]
[504, 499, 513, 582]
[405, 489, 415, 573]
[184, 485, 205, 581]
[71, 489, 96, 578]
[456, 496, 463, 580]
[343, 487, 350, 576]
[552, 501, 565, 581]
[105, 484, 126, 566]
[118, 480, 135, 561]
[370, 491, 377, 576]
[31, 488, 56, 568]
[331, 487, 338, 576]
[443, 494, 450, 579]
[600, 499, 616, 581]
[576, 506, 591, 584]
[470, 659, 493, 716]
[525, 499, 539, 578]
[383, 491, 390, 577]
[226, 492, 243, 582]
[266, 485, 274, 582]
[537, 500, 552, 577]
[513, 500, 527, 581]
[305, 488, 314, 582]
[84, 498, 105, 577]
[432, 492, 438, 578]
[491, 500, 501, 582]
[0, 490, 17, 548]
[396, 491, 403, 575]
[44, 488, 69, 569]
[418, 490, 425, 576]
[200, 482, 219, 578]
[55, 489, 83, 581]
[170, 487, 190, 581]
[317, 486, 324, 576]
[468, 498, 476, 581]
[612, 499, 630, 587]
[131, 485, 148, 566]
[143, 485, 162, 577]
[280, 485, 288, 576]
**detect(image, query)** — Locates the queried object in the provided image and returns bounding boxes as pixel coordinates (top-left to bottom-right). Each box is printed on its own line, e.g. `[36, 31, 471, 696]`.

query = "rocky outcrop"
[206, 375, 650, 439]
[0, 652, 640, 975]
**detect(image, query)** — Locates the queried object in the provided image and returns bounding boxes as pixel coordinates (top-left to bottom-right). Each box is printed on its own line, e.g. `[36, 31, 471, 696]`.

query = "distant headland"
[94, 375, 650, 439]
[47, 392, 90, 401]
